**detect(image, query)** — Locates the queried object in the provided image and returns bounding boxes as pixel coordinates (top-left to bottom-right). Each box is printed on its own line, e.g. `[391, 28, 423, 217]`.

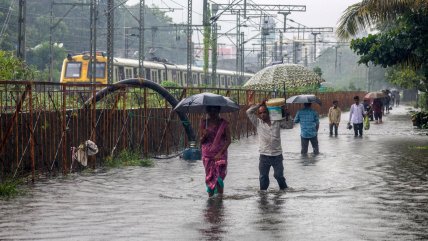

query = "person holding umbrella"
[246, 99, 293, 191]
[199, 105, 232, 197]
[174, 92, 239, 197]
[294, 103, 320, 155]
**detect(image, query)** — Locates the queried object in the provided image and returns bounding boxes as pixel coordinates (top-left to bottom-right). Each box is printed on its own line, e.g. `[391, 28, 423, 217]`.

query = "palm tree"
[336, 0, 427, 40]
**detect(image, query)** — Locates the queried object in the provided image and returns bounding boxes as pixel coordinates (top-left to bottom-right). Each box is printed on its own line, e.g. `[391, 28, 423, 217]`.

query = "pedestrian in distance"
[294, 103, 320, 155]
[348, 96, 365, 137]
[199, 106, 231, 197]
[328, 100, 341, 136]
[246, 99, 293, 191]
[372, 98, 383, 124]
[395, 91, 400, 107]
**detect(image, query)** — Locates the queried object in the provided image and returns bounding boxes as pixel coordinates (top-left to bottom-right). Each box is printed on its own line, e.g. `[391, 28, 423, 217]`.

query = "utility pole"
[311, 32, 320, 62]
[286, 27, 333, 63]
[89, 0, 98, 84]
[210, 3, 305, 73]
[202, 0, 209, 85]
[138, 0, 145, 78]
[235, 10, 240, 86]
[107, 0, 114, 83]
[186, 0, 192, 86]
[211, 22, 217, 87]
[279, 31, 283, 62]
[17, 0, 26, 60]
[240, 31, 244, 83]
[49, 2, 89, 82]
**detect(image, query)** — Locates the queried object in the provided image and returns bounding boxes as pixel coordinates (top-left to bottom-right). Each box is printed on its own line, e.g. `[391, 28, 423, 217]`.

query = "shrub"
[105, 149, 154, 168]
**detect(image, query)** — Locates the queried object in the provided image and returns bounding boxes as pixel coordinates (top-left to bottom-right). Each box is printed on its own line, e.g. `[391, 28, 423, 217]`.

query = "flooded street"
[1, 105, 427, 240]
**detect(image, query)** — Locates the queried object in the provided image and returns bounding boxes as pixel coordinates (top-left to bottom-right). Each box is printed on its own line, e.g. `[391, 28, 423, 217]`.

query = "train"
[60, 52, 254, 88]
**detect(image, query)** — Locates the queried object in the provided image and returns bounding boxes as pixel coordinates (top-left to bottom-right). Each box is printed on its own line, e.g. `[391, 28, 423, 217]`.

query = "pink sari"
[200, 119, 228, 192]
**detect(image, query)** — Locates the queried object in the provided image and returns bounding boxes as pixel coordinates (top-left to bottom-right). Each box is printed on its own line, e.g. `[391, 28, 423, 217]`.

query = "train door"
[145, 68, 150, 80]
[118, 66, 125, 80]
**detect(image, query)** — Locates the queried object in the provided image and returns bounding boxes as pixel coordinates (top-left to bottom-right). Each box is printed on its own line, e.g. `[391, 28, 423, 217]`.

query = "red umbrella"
[364, 92, 385, 99]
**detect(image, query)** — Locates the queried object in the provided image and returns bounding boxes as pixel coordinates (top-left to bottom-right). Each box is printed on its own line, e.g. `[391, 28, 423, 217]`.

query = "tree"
[26, 42, 67, 82]
[337, 0, 428, 102]
[0, 50, 36, 80]
[336, 0, 424, 40]
[349, 9, 428, 92]
[312, 66, 323, 78]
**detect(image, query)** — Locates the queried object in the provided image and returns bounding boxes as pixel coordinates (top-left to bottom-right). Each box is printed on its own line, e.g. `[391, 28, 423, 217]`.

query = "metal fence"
[0, 80, 365, 181]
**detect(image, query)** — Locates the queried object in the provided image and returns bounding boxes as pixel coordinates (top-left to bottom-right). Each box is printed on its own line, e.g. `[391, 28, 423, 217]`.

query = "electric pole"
[17, 0, 26, 60]
[107, 0, 114, 83]
[311, 32, 320, 62]
[186, 0, 192, 86]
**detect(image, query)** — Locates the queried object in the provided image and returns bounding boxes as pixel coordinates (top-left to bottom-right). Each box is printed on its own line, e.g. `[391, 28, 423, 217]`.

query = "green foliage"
[105, 149, 154, 168]
[0, 50, 36, 80]
[411, 110, 428, 128]
[26, 42, 67, 82]
[203, 5, 212, 79]
[0, 180, 20, 198]
[386, 66, 426, 90]
[160, 80, 179, 88]
[313, 66, 323, 77]
[350, 9, 428, 92]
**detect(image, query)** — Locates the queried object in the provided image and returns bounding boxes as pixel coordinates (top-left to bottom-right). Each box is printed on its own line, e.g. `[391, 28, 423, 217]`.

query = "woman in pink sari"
[199, 106, 231, 197]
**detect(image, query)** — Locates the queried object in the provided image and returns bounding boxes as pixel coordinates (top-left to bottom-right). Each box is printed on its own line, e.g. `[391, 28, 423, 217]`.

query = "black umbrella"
[286, 94, 322, 105]
[174, 92, 240, 113]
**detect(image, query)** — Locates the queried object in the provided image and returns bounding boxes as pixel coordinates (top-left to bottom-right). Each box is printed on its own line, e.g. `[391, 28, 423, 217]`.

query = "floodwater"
[1, 105, 427, 241]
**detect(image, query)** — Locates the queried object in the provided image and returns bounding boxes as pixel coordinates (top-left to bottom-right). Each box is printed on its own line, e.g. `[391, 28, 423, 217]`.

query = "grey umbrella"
[286, 94, 322, 105]
[174, 92, 240, 113]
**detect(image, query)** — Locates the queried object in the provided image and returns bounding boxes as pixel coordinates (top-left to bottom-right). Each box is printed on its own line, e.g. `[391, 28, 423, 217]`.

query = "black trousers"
[353, 123, 363, 136]
[259, 154, 287, 190]
[301, 136, 319, 154]
[329, 123, 338, 136]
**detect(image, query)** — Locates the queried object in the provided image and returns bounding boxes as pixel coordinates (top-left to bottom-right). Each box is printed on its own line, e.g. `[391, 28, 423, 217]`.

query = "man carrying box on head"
[246, 98, 293, 191]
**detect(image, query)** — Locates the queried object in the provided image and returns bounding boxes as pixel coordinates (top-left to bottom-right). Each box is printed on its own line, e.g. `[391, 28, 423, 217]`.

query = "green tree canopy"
[350, 9, 428, 92]
[0, 50, 36, 80]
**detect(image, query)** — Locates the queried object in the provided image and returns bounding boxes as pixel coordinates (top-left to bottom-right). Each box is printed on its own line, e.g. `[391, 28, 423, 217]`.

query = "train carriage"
[60, 52, 253, 87]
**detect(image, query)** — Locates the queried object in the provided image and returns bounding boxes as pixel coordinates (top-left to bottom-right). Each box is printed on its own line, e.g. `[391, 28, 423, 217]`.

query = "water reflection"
[299, 154, 321, 166]
[255, 191, 285, 232]
[200, 196, 225, 241]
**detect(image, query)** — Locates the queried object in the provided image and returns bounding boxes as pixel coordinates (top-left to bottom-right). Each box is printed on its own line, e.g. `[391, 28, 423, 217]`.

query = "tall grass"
[105, 149, 154, 168]
[0, 180, 20, 198]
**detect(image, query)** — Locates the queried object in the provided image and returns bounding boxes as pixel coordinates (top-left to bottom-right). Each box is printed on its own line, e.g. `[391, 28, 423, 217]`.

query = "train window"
[158, 70, 162, 83]
[87, 62, 106, 78]
[126, 68, 133, 79]
[145, 68, 150, 79]
[162, 71, 166, 81]
[172, 70, 177, 81]
[65, 62, 82, 78]
[192, 74, 197, 85]
[133, 68, 138, 77]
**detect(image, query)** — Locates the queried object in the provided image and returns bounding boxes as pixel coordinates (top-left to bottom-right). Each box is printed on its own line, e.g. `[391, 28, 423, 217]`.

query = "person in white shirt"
[348, 96, 365, 137]
[246, 100, 293, 190]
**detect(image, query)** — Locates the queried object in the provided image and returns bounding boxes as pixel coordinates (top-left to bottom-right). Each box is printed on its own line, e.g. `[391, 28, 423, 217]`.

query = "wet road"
[1, 105, 427, 240]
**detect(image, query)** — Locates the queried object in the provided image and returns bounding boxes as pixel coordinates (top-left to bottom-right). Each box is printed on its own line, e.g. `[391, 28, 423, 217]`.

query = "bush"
[104, 149, 154, 168]
[0, 180, 20, 198]
[411, 111, 428, 128]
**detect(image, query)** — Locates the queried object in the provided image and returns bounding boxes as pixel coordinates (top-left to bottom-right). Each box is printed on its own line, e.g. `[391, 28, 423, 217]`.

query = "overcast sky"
[127, 0, 360, 27]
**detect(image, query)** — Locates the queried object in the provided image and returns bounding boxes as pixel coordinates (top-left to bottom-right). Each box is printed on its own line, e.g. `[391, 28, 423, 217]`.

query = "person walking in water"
[328, 100, 341, 136]
[246, 99, 293, 191]
[199, 106, 231, 197]
[372, 98, 383, 124]
[294, 103, 320, 155]
[348, 96, 365, 137]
